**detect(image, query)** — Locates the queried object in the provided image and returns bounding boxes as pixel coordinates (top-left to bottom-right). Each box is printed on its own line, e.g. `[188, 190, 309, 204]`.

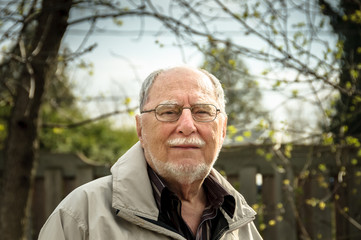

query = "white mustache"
[167, 137, 205, 147]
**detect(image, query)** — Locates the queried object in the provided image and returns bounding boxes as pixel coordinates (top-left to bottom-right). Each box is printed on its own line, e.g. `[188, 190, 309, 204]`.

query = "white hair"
[139, 66, 226, 113]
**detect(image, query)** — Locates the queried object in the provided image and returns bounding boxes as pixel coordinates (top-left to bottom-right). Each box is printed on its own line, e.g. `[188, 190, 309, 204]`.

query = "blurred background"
[1, 0, 361, 239]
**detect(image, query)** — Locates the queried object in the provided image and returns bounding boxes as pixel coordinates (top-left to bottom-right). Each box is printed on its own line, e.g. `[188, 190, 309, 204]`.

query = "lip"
[171, 145, 201, 149]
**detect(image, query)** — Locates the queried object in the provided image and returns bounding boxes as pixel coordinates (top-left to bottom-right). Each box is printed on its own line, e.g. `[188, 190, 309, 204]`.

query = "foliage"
[201, 40, 269, 142]
[1, 51, 138, 164]
[40, 120, 138, 165]
[318, 0, 361, 141]
[38, 55, 138, 164]
[0, 105, 9, 150]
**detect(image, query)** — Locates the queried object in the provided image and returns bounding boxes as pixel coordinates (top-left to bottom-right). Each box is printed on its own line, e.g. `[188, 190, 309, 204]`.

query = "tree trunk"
[319, 0, 361, 139]
[318, 1, 361, 239]
[0, 0, 72, 239]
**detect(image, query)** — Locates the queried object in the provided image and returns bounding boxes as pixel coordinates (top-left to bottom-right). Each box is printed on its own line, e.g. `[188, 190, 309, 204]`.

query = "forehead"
[146, 67, 216, 105]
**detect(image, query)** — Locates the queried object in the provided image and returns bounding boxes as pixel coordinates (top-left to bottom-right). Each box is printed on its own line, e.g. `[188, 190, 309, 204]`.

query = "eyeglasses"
[141, 104, 221, 122]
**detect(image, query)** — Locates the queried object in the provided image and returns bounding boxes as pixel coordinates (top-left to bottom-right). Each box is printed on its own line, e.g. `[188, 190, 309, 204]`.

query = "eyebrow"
[159, 100, 179, 105]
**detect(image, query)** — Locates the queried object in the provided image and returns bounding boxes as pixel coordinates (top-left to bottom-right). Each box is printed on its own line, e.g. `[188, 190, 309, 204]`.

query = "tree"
[0, 1, 72, 239]
[38, 55, 138, 165]
[319, 0, 361, 140]
[0, 34, 138, 237]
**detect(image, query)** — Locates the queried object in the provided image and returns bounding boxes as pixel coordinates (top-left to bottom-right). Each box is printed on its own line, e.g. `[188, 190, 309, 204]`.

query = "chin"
[150, 155, 211, 185]
[163, 162, 211, 185]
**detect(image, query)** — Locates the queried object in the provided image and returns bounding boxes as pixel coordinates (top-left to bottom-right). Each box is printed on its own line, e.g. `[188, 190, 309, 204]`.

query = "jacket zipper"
[215, 216, 255, 240]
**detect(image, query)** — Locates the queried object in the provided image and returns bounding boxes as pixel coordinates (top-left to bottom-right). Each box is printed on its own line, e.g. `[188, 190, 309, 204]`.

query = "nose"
[176, 108, 197, 136]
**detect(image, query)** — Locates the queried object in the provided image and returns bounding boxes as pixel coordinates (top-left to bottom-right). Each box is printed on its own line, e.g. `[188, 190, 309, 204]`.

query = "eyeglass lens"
[155, 104, 217, 122]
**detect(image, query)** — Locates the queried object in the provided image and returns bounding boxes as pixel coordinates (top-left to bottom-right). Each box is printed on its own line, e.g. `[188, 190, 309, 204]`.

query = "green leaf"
[265, 152, 273, 161]
[124, 97, 131, 105]
[345, 81, 352, 90]
[113, 18, 123, 26]
[351, 158, 358, 165]
[228, 59, 236, 68]
[256, 148, 265, 156]
[357, 47, 361, 54]
[261, 69, 270, 75]
[346, 136, 361, 147]
[318, 163, 327, 172]
[284, 144, 293, 158]
[350, 69, 359, 79]
[235, 136, 244, 142]
[322, 133, 334, 145]
[292, 90, 298, 98]
[294, 22, 306, 28]
[357, 149, 361, 157]
[243, 130, 252, 138]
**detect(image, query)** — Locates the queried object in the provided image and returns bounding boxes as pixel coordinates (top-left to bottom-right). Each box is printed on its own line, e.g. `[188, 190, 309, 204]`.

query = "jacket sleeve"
[249, 221, 263, 240]
[224, 221, 263, 240]
[38, 208, 88, 240]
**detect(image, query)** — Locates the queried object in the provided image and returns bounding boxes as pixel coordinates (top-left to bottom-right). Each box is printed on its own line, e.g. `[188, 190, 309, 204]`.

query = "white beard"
[161, 161, 210, 185]
[146, 137, 221, 185]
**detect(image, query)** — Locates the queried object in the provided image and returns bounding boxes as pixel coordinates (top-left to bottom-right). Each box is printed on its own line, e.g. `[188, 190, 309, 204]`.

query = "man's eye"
[158, 109, 179, 115]
[163, 110, 177, 115]
[195, 110, 211, 115]
[193, 107, 212, 115]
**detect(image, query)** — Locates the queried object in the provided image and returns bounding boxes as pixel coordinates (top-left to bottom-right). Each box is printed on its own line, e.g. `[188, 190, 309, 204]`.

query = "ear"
[221, 115, 227, 141]
[135, 114, 144, 145]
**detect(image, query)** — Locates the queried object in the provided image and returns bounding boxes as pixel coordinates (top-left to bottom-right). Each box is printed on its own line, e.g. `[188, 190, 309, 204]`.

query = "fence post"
[262, 170, 297, 240]
[239, 166, 258, 206]
[44, 168, 63, 217]
[302, 172, 333, 239]
[75, 166, 93, 187]
[282, 169, 297, 240]
[262, 173, 280, 239]
[348, 166, 361, 240]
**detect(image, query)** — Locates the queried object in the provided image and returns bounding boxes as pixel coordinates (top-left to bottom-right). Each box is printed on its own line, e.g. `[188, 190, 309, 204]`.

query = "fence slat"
[44, 169, 63, 217]
[348, 166, 361, 240]
[303, 172, 332, 239]
[239, 166, 257, 206]
[76, 166, 93, 187]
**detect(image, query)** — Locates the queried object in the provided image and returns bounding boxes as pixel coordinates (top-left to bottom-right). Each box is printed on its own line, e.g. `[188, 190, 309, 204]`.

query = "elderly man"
[38, 66, 262, 240]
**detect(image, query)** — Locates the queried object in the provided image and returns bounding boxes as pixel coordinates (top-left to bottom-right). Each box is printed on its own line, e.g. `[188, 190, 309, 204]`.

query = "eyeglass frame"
[140, 103, 221, 122]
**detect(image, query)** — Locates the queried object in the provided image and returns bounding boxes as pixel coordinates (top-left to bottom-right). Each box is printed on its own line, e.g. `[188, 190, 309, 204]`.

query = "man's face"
[136, 67, 227, 185]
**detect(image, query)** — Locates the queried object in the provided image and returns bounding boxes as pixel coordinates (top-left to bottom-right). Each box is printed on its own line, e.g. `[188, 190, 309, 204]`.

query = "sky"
[63, 16, 207, 126]
[64, 17, 286, 126]
[62, 3, 329, 140]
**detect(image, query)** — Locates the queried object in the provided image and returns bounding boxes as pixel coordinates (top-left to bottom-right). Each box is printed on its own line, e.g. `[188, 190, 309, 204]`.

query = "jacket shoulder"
[39, 176, 113, 239]
[59, 175, 112, 211]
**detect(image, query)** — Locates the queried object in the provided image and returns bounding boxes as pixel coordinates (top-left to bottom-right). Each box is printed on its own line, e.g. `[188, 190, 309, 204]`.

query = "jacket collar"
[111, 142, 160, 220]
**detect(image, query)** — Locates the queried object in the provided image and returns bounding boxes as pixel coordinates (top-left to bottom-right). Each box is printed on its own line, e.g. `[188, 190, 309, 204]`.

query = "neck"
[166, 177, 208, 235]
[166, 177, 206, 202]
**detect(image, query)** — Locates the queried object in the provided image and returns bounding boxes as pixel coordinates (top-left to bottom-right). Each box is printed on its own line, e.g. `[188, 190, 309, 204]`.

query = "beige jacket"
[38, 142, 262, 240]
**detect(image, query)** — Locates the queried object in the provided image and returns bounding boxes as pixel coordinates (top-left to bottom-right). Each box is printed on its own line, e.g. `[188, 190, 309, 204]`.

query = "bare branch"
[41, 107, 137, 129]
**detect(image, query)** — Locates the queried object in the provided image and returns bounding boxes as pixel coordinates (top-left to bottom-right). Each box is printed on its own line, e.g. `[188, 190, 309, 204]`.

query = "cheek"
[142, 122, 171, 151]
[203, 122, 225, 153]
[209, 122, 224, 142]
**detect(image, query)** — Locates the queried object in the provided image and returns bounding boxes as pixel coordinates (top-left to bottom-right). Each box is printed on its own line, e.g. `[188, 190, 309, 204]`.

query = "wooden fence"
[1, 144, 361, 239]
[30, 152, 111, 239]
[216, 144, 361, 240]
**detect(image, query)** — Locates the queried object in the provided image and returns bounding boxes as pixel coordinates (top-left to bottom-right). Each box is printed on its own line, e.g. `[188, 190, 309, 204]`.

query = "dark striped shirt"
[147, 165, 235, 240]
